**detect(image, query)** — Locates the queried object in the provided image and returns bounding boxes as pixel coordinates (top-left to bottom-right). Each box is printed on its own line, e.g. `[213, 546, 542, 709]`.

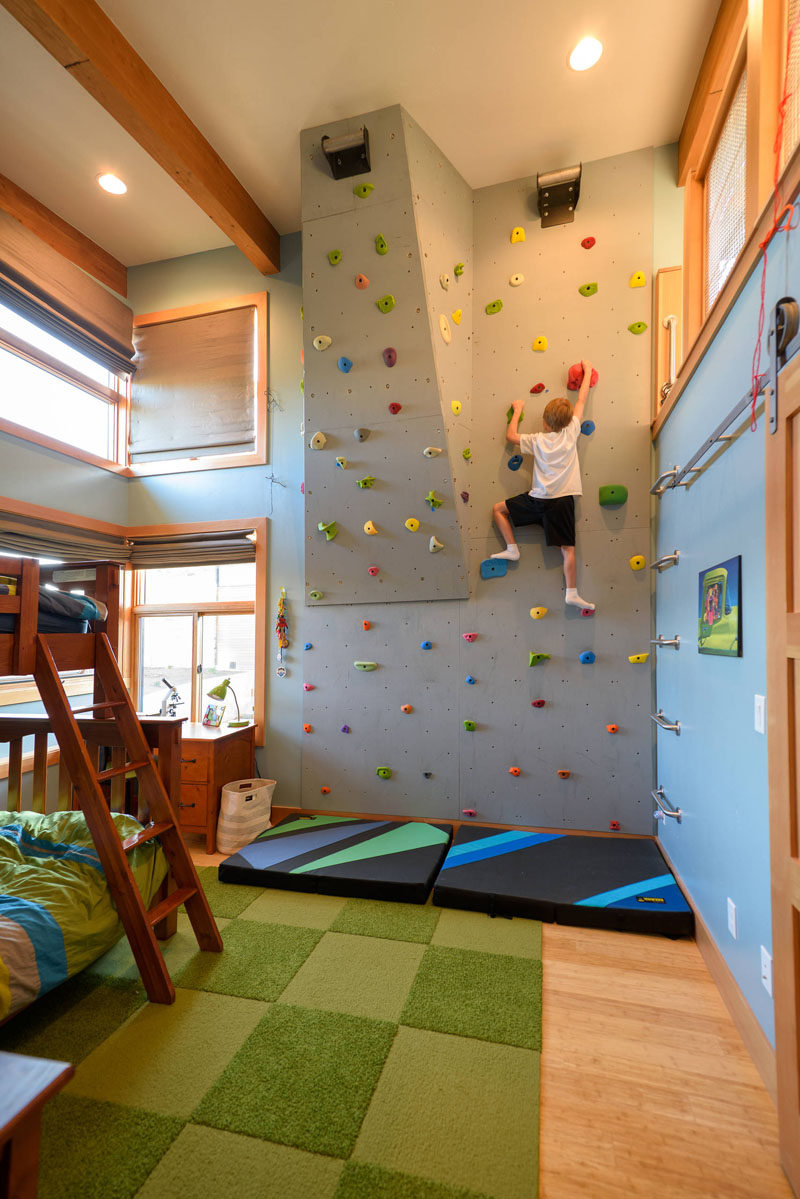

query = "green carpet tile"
[3, 876, 542, 1198]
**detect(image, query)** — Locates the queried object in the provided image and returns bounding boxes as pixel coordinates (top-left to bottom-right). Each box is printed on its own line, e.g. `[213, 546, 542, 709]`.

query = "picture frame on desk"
[202, 702, 224, 728]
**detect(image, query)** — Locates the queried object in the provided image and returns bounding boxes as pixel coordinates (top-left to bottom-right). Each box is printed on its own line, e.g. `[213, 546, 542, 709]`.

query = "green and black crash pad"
[432, 825, 693, 936]
[219, 814, 453, 904]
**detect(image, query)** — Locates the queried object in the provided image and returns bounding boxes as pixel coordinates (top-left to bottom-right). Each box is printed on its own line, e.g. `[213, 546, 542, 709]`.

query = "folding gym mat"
[219, 813, 453, 904]
[432, 826, 693, 936]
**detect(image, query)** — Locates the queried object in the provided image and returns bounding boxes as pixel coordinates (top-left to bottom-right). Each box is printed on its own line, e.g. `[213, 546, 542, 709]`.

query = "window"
[705, 71, 748, 312]
[782, 0, 800, 169]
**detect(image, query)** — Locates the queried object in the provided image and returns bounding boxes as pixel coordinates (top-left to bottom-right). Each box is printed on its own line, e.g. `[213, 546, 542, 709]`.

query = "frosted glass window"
[783, 0, 800, 167]
[705, 71, 748, 312]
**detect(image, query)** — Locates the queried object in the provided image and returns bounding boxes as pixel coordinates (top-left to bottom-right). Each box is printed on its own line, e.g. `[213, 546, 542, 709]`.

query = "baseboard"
[658, 842, 777, 1106]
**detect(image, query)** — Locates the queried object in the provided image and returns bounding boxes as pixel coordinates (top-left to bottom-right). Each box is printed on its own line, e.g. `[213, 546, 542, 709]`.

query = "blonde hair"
[542, 397, 573, 431]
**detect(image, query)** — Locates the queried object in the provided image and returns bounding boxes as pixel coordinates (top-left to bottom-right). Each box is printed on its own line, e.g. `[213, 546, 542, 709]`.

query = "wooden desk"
[0, 1051, 73, 1198]
[178, 722, 256, 852]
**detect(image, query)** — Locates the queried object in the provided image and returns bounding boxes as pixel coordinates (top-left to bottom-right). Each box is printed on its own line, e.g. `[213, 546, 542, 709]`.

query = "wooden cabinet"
[177, 722, 256, 852]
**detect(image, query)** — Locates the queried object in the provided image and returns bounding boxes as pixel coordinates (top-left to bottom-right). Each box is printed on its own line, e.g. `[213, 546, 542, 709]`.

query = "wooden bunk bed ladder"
[33, 632, 223, 1005]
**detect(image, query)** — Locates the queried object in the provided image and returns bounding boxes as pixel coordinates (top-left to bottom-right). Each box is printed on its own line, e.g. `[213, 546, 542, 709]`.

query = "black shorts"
[505, 493, 575, 547]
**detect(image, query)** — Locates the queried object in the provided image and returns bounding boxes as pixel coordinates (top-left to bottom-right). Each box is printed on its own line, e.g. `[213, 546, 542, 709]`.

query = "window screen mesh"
[783, 0, 800, 167]
[706, 71, 748, 312]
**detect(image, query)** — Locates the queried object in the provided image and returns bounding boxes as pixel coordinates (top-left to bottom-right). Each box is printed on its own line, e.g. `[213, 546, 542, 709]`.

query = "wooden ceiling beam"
[0, 172, 127, 296]
[1, 0, 281, 275]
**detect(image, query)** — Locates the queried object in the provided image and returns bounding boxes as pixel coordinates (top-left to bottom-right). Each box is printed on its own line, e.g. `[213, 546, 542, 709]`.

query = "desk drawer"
[180, 750, 209, 783]
[178, 783, 208, 825]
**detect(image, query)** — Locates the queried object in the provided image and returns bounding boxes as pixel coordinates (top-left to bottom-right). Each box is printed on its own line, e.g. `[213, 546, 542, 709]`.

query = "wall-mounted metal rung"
[651, 785, 682, 823]
[650, 634, 680, 649]
[650, 709, 680, 735]
[651, 551, 680, 572]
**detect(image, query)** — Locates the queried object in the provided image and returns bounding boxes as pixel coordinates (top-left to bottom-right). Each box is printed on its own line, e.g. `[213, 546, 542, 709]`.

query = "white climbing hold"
[429, 535, 444, 553]
[313, 335, 332, 351]
[309, 432, 327, 450]
[509, 273, 524, 287]
[440, 273, 450, 290]
[439, 314, 451, 344]
[423, 447, 443, 458]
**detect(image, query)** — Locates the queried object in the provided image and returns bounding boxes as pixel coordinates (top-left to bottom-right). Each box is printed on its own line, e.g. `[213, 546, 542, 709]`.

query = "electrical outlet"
[761, 946, 773, 997]
[727, 897, 737, 939]
[754, 694, 766, 734]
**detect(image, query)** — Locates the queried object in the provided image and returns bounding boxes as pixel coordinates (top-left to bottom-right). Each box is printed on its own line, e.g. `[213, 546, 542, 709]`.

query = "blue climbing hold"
[480, 558, 508, 580]
[581, 420, 595, 436]
[304, 642, 313, 650]
[579, 651, 596, 664]
[508, 454, 523, 471]
[466, 675, 476, 685]
[338, 356, 353, 373]
[420, 640, 432, 650]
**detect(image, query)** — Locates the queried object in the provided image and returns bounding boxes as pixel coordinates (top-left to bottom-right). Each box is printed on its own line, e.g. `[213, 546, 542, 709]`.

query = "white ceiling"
[0, 0, 720, 269]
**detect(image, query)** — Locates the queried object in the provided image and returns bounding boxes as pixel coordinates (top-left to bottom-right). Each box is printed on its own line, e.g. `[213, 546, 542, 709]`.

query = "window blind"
[130, 305, 257, 463]
[705, 71, 748, 313]
[783, 0, 800, 169]
[0, 510, 130, 562]
[127, 529, 257, 568]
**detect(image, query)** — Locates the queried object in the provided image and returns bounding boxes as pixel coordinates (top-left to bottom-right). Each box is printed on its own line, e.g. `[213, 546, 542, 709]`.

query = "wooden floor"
[191, 841, 791, 1197]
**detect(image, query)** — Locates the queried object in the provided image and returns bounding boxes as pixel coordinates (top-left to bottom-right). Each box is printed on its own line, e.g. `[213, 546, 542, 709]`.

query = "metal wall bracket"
[536, 164, 581, 227]
[321, 127, 371, 180]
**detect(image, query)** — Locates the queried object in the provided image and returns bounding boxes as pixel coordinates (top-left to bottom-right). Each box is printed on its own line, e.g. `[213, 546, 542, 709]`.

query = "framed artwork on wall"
[698, 555, 742, 657]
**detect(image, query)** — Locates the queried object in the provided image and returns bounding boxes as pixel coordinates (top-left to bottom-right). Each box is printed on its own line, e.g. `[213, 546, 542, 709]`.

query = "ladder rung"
[71, 700, 128, 715]
[147, 886, 197, 927]
[96, 759, 149, 782]
[121, 821, 172, 852]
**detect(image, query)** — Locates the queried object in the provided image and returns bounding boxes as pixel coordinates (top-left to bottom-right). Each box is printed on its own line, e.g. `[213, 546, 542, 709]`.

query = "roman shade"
[127, 529, 257, 568]
[0, 511, 130, 562]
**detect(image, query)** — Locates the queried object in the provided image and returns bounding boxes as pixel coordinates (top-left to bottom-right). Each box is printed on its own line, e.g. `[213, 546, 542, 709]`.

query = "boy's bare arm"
[572, 360, 594, 424]
[506, 400, 524, 446]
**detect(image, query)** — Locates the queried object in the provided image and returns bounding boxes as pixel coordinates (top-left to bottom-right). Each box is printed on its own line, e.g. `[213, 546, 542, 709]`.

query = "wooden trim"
[682, 171, 706, 353]
[124, 516, 263, 538]
[0, 0, 280, 275]
[122, 450, 267, 477]
[679, 0, 748, 184]
[747, 0, 784, 226]
[653, 267, 683, 418]
[0, 415, 125, 474]
[0, 493, 125, 538]
[132, 601, 254, 617]
[0, 171, 126, 296]
[0, 744, 58, 781]
[0, 678, 92, 707]
[0, 328, 122, 404]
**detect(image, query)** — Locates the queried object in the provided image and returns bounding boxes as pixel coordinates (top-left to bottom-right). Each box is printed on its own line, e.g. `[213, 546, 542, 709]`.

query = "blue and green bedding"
[0, 809, 168, 1019]
[0, 586, 108, 634]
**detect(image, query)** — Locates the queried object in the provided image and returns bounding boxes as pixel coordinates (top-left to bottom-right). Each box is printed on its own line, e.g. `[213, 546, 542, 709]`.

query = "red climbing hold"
[609, 820, 620, 831]
[581, 608, 595, 618]
[321, 786, 331, 794]
[531, 699, 546, 708]
[567, 363, 599, 391]
[581, 236, 596, 249]
[508, 766, 521, 777]
[606, 723, 619, 734]
[388, 402, 402, 414]
[462, 808, 477, 817]
[530, 383, 545, 394]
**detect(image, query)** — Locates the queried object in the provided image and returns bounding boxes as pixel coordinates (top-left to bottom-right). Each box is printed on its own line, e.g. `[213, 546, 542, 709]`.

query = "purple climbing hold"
[341, 725, 351, 734]
[383, 347, 397, 367]
[508, 454, 523, 471]
[460, 491, 469, 503]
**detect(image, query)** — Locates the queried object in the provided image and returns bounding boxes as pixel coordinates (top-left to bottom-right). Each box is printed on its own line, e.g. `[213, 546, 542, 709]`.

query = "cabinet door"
[177, 783, 208, 829]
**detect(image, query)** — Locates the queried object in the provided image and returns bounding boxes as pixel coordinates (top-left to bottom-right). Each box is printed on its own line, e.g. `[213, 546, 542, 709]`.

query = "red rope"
[750, 9, 800, 430]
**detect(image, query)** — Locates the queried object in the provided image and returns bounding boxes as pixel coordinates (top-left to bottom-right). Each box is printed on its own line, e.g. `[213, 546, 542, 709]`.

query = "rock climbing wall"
[301, 106, 654, 833]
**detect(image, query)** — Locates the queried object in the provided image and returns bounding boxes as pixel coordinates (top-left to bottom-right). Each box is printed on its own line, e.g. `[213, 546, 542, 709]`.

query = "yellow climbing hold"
[364, 520, 378, 535]
[452, 309, 462, 325]
[629, 271, 646, 288]
[405, 517, 420, 532]
[532, 336, 548, 352]
[530, 606, 548, 620]
[629, 555, 646, 571]
[451, 400, 462, 415]
[628, 652, 650, 664]
[511, 226, 526, 243]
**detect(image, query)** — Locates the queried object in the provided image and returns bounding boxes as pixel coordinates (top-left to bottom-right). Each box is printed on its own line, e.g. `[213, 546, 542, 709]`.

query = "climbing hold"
[628, 321, 647, 335]
[401, 704, 413, 714]
[508, 454, 523, 471]
[510, 226, 526, 243]
[440, 273, 450, 290]
[300, 380, 304, 393]
[338, 356, 353, 373]
[429, 536, 444, 553]
[425, 490, 443, 510]
[439, 314, 452, 343]
[506, 406, 524, 427]
[405, 517, 420, 532]
[357, 476, 376, 489]
[463, 720, 476, 732]
[341, 725, 350, 734]
[375, 234, 388, 255]
[300, 482, 304, 493]
[363, 520, 378, 536]
[581, 236, 596, 249]
[309, 590, 323, 600]
[480, 558, 507, 579]
[451, 400, 462, 415]
[462, 448, 471, 461]
[567, 363, 599, 390]
[303, 724, 312, 733]
[629, 554, 646, 571]
[532, 336, 548, 352]
[466, 675, 476, 685]
[336, 456, 348, 468]
[313, 335, 332, 351]
[382, 347, 397, 367]
[454, 262, 465, 276]
[388, 402, 402, 414]
[424, 771, 433, 779]
[531, 699, 546, 708]
[368, 566, 379, 576]
[376, 295, 395, 314]
[529, 652, 550, 667]
[598, 484, 628, 506]
[451, 309, 462, 325]
[580, 421, 595, 436]
[462, 632, 477, 642]
[508, 766, 521, 777]
[485, 299, 503, 315]
[530, 383, 545, 394]
[420, 640, 432, 650]
[557, 769, 571, 779]
[629, 271, 646, 288]
[303, 683, 315, 691]
[609, 820, 621, 831]
[317, 520, 338, 541]
[309, 431, 328, 450]
[355, 273, 369, 289]
[353, 182, 374, 199]
[304, 643, 312, 651]
[354, 661, 378, 671]
[462, 807, 477, 817]
[320, 786, 331, 795]
[460, 491, 469, 503]
[327, 250, 342, 266]
[509, 273, 524, 287]
[579, 651, 596, 665]
[376, 767, 392, 779]
[606, 724, 619, 734]
[354, 427, 370, 442]
[423, 446, 443, 458]
[362, 620, 371, 630]
[578, 281, 598, 297]
[581, 608, 595, 618]
[530, 607, 548, 620]
[628, 652, 649, 664]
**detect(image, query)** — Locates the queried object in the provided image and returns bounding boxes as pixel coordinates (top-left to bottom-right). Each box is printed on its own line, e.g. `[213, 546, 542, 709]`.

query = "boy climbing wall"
[491, 360, 596, 610]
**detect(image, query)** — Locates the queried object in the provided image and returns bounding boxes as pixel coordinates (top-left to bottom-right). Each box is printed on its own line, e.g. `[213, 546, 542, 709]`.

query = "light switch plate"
[761, 946, 773, 997]
[754, 694, 766, 734]
[727, 897, 737, 939]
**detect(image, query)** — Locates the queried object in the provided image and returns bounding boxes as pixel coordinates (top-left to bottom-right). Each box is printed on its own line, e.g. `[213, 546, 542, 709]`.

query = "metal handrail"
[650, 550, 680, 572]
[650, 709, 680, 735]
[650, 467, 679, 496]
[660, 314, 678, 402]
[652, 785, 682, 823]
[650, 634, 680, 649]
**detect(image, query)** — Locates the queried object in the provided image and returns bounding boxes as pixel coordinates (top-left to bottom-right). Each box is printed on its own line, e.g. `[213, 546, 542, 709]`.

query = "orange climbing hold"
[606, 724, 619, 734]
[363, 620, 371, 630]
[557, 769, 571, 779]
[303, 724, 312, 733]
[508, 766, 521, 777]
[320, 786, 331, 794]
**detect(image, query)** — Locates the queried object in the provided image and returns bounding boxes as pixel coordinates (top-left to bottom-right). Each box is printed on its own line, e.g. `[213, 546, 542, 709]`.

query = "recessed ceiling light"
[569, 36, 603, 71]
[97, 173, 127, 195]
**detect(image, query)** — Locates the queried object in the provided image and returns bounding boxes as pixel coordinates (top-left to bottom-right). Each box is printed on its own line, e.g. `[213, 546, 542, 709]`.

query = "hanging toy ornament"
[275, 587, 289, 677]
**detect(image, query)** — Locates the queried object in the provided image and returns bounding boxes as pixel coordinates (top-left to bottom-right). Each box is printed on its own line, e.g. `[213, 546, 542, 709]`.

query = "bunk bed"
[0, 555, 222, 1013]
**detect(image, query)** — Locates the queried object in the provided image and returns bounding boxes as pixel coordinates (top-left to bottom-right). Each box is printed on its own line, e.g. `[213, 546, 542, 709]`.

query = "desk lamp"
[206, 678, 249, 727]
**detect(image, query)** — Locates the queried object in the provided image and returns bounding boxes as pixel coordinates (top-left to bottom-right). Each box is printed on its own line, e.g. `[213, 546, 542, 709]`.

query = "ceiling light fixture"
[569, 36, 603, 72]
[97, 172, 127, 195]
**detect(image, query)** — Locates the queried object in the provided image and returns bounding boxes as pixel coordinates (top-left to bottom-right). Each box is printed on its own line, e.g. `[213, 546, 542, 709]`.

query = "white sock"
[491, 544, 520, 561]
[566, 588, 594, 610]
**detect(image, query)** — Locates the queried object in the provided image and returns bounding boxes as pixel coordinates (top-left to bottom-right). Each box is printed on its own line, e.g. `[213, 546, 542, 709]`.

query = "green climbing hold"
[317, 520, 338, 541]
[328, 249, 342, 266]
[376, 294, 395, 313]
[462, 448, 471, 460]
[376, 766, 392, 779]
[485, 299, 503, 315]
[506, 406, 524, 426]
[529, 652, 551, 667]
[300, 379, 304, 393]
[425, 490, 443, 510]
[354, 661, 378, 671]
[578, 282, 598, 297]
[463, 720, 476, 732]
[628, 321, 648, 335]
[454, 262, 465, 276]
[309, 590, 323, 600]
[357, 476, 376, 489]
[598, 484, 628, 506]
[353, 182, 374, 199]
[375, 234, 388, 255]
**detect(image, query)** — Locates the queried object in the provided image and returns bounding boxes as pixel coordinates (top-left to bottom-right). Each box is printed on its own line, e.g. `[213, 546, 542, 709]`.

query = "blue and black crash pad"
[219, 814, 453, 904]
[432, 825, 693, 936]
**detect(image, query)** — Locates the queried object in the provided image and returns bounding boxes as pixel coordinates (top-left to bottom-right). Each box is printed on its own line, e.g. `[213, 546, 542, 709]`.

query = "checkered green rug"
[0, 868, 542, 1199]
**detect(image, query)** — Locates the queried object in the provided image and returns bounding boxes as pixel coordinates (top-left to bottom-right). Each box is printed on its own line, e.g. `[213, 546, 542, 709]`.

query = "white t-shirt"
[519, 416, 582, 498]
